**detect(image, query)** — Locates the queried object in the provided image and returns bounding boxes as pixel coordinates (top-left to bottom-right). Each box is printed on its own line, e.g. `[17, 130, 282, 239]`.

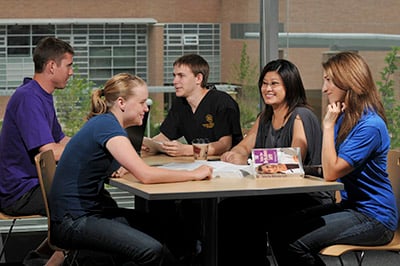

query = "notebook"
[125, 108, 149, 156]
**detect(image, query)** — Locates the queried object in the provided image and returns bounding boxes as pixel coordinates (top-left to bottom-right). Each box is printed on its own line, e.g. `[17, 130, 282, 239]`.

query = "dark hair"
[33, 37, 74, 73]
[173, 54, 209, 87]
[258, 59, 309, 124]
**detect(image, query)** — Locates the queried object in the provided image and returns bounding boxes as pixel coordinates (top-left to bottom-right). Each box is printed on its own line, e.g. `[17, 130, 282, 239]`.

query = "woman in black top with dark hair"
[219, 59, 334, 266]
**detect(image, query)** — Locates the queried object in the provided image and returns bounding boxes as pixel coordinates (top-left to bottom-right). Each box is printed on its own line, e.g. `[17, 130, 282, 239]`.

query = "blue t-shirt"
[0, 78, 65, 209]
[336, 110, 398, 231]
[50, 113, 126, 222]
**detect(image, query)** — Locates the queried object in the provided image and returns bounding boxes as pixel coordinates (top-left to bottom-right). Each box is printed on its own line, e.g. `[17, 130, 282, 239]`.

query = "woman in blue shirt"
[50, 73, 213, 265]
[276, 52, 398, 265]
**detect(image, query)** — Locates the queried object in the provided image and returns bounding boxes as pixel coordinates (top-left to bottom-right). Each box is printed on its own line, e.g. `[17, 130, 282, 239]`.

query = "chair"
[34, 150, 78, 265]
[320, 149, 400, 265]
[0, 212, 42, 261]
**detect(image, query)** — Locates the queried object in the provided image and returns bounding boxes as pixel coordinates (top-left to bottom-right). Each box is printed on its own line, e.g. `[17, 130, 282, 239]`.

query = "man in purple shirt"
[0, 36, 74, 265]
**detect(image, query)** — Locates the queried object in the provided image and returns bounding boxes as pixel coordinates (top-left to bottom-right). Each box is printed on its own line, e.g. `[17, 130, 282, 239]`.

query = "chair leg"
[0, 218, 17, 260]
[338, 256, 345, 266]
[266, 232, 278, 266]
[355, 251, 365, 266]
[64, 250, 79, 266]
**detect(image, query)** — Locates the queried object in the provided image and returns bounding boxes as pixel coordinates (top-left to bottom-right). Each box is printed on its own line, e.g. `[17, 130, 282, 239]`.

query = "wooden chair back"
[34, 149, 65, 254]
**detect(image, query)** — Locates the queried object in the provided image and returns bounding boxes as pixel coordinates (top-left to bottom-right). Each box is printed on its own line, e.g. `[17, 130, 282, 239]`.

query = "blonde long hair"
[323, 52, 387, 145]
[87, 73, 146, 119]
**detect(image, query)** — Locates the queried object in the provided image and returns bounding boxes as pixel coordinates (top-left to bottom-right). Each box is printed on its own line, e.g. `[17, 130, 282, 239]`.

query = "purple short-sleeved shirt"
[0, 78, 65, 209]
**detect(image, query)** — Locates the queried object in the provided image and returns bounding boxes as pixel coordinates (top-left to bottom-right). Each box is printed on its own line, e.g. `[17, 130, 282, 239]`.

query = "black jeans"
[1, 185, 46, 216]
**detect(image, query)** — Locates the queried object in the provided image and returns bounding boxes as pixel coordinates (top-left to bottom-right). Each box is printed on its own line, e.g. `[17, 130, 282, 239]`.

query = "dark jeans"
[1, 185, 46, 216]
[51, 208, 176, 266]
[269, 203, 395, 266]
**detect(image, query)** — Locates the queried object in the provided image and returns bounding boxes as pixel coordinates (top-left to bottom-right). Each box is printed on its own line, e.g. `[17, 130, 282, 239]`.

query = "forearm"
[208, 136, 232, 156]
[322, 126, 338, 181]
[137, 167, 195, 184]
[39, 142, 68, 161]
[220, 144, 251, 164]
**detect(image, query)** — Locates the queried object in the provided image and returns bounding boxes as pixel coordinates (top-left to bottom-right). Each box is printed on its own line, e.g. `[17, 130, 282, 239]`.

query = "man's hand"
[162, 140, 191, 157]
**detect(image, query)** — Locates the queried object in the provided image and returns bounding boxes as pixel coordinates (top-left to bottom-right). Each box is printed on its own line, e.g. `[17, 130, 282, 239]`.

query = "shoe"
[22, 250, 49, 266]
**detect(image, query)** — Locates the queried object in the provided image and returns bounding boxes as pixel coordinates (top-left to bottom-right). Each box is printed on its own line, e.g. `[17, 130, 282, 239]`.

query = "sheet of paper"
[157, 161, 253, 178]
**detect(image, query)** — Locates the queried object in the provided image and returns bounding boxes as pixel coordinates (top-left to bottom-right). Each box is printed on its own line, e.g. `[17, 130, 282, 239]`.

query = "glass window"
[7, 25, 30, 35]
[168, 35, 182, 46]
[164, 23, 221, 84]
[7, 47, 30, 56]
[114, 58, 134, 67]
[32, 25, 55, 35]
[89, 58, 111, 68]
[0, 23, 148, 91]
[183, 35, 199, 45]
[90, 68, 111, 78]
[7, 36, 30, 46]
[114, 47, 134, 56]
[90, 47, 111, 57]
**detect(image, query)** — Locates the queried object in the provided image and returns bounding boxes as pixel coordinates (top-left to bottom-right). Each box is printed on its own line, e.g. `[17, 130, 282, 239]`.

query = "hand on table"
[193, 165, 213, 180]
[111, 167, 129, 178]
[220, 151, 248, 165]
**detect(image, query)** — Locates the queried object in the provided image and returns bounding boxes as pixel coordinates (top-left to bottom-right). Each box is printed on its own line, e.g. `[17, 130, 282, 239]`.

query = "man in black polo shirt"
[143, 54, 242, 157]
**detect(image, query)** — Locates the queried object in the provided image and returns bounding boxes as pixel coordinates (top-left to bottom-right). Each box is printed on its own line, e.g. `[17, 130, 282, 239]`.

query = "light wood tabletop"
[110, 173, 343, 200]
[109, 154, 343, 200]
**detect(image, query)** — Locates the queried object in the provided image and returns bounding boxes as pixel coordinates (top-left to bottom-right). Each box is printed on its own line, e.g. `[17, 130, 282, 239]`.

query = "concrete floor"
[1, 237, 399, 265]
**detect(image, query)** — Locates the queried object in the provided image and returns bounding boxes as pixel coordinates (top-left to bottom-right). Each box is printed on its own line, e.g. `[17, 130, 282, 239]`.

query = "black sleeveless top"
[255, 107, 322, 166]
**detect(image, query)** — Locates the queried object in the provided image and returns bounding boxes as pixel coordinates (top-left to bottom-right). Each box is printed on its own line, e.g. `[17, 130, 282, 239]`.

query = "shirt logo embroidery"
[202, 114, 215, 129]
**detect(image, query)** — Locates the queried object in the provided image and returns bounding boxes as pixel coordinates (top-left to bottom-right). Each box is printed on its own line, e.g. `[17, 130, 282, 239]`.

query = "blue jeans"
[270, 203, 395, 266]
[51, 208, 176, 266]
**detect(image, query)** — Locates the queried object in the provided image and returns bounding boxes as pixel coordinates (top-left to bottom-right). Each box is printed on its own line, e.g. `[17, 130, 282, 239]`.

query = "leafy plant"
[54, 70, 95, 136]
[377, 46, 400, 149]
[231, 43, 260, 131]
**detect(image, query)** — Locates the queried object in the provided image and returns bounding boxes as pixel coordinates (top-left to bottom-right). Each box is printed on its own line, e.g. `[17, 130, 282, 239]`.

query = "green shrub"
[377, 47, 400, 149]
[231, 43, 260, 132]
[54, 71, 95, 136]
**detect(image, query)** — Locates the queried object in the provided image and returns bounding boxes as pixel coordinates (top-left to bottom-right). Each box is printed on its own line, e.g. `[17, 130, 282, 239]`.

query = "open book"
[251, 147, 304, 178]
